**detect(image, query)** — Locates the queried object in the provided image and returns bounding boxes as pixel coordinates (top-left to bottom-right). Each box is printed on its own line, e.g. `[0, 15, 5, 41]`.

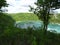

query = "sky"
[5, 0, 37, 13]
[4, 0, 60, 13]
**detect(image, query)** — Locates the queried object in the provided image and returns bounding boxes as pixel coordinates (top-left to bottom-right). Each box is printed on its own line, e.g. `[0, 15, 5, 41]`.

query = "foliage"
[29, 0, 60, 32]
[0, 27, 60, 45]
[0, 0, 8, 12]
[0, 13, 15, 33]
[0, 13, 60, 45]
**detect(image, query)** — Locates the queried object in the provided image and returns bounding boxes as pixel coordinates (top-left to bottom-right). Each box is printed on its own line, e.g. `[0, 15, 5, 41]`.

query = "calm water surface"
[15, 21, 60, 33]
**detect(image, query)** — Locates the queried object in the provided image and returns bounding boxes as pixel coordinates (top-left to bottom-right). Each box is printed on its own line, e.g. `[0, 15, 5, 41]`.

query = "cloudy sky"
[5, 0, 37, 13]
[5, 0, 60, 13]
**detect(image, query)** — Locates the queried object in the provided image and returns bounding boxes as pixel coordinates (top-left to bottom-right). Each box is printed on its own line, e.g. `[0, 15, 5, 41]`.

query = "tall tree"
[30, 0, 60, 33]
[0, 0, 8, 12]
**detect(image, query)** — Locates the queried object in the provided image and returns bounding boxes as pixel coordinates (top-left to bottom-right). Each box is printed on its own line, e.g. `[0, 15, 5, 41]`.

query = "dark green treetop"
[0, 0, 8, 12]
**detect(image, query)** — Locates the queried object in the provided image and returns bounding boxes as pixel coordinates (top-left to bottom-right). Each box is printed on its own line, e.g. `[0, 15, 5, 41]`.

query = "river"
[15, 21, 60, 33]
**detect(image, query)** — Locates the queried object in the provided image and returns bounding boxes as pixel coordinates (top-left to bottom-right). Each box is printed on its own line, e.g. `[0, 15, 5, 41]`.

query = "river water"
[15, 21, 60, 33]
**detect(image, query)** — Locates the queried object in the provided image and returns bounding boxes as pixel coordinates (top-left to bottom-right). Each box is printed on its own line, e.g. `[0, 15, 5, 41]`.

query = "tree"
[0, 0, 8, 12]
[29, 0, 60, 34]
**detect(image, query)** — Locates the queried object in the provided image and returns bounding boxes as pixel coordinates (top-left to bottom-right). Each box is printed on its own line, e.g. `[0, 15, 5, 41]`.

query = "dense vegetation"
[0, 0, 60, 45]
[0, 27, 60, 45]
[0, 13, 15, 33]
[0, 13, 60, 45]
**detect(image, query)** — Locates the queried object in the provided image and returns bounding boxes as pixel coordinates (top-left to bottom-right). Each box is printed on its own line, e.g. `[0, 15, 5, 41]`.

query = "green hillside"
[50, 14, 60, 23]
[8, 13, 39, 21]
[8, 13, 60, 23]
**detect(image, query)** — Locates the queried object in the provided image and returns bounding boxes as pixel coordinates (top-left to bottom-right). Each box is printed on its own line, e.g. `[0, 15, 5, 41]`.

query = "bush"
[0, 13, 15, 33]
[0, 13, 60, 45]
[0, 27, 60, 45]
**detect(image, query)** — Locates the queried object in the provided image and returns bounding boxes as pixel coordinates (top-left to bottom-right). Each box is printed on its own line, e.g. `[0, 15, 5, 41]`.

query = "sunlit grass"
[50, 14, 60, 23]
[8, 13, 39, 21]
[8, 13, 60, 23]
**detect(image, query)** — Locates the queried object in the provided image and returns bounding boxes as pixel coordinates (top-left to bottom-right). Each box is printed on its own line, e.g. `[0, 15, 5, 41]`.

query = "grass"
[50, 14, 60, 23]
[8, 13, 39, 21]
[8, 13, 60, 23]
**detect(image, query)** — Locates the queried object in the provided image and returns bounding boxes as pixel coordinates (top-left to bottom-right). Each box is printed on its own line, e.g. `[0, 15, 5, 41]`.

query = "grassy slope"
[8, 13, 60, 23]
[50, 14, 60, 23]
[8, 13, 39, 21]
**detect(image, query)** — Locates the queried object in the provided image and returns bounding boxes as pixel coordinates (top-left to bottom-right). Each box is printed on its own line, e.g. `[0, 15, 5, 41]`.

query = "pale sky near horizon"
[5, 0, 60, 13]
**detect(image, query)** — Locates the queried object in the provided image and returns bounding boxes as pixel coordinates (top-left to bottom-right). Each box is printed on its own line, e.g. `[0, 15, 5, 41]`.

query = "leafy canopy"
[0, 0, 8, 12]
[37, 0, 60, 9]
[29, 0, 60, 31]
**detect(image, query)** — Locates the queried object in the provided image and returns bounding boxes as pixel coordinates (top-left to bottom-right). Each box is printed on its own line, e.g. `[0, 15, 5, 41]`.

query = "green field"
[50, 14, 60, 23]
[8, 13, 39, 21]
[8, 13, 60, 23]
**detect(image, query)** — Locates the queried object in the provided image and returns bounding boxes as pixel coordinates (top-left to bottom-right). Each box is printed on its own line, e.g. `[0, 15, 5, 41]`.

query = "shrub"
[0, 13, 15, 33]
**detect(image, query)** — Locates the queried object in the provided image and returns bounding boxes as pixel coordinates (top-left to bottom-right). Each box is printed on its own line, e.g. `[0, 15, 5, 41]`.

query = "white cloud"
[6, 0, 37, 13]
[5, 0, 60, 13]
